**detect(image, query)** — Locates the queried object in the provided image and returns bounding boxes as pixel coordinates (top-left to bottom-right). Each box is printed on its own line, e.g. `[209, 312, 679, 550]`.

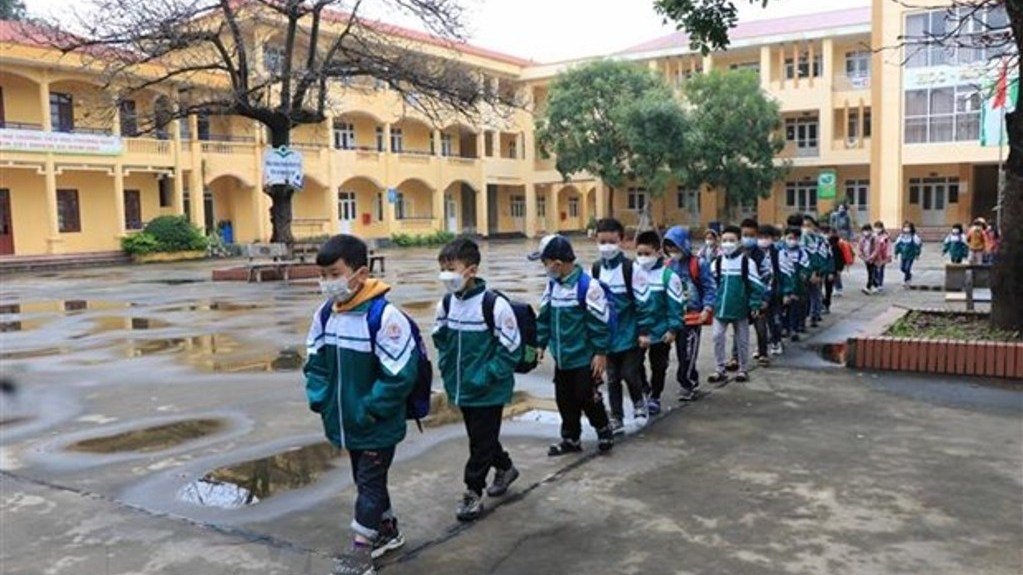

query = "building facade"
[0, 0, 1007, 257]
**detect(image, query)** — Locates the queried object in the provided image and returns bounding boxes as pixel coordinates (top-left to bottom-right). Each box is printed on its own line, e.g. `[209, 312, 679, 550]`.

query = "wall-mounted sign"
[818, 170, 837, 199]
[0, 128, 122, 155]
[263, 146, 304, 188]
[387, 187, 398, 203]
[903, 63, 1003, 91]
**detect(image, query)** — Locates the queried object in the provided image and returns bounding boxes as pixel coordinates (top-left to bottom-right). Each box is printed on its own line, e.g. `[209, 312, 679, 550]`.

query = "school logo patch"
[503, 314, 517, 332]
[384, 320, 404, 341]
[634, 272, 649, 290]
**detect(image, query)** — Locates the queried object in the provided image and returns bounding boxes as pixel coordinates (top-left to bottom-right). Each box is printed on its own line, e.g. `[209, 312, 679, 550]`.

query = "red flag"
[992, 60, 1009, 110]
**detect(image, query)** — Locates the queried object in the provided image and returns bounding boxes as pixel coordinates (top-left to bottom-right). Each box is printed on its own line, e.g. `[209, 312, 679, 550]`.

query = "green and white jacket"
[595, 254, 639, 354]
[432, 279, 521, 408]
[537, 265, 611, 371]
[633, 259, 685, 341]
[712, 253, 765, 322]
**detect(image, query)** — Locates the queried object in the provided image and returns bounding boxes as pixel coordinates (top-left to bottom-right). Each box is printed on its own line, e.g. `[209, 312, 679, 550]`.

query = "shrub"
[143, 215, 209, 252]
[389, 230, 456, 247]
[120, 232, 161, 255]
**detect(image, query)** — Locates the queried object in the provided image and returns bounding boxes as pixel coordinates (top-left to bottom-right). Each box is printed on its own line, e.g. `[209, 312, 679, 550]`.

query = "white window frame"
[904, 85, 981, 144]
[844, 179, 870, 211]
[567, 196, 580, 218]
[627, 187, 648, 212]
[440, 133, 453, 157]
[333, 122, 355, 150]
[338, 190, 357, 221]
[510, 195, 526, 218]
[395, 192, 409, 219]
[537, 196, 547, 218]
[263, 45, 285, 75]
[390, 128, 404, 153]
[784, 53, 823, 79]
[905, 6, 1009, 69]
[847, 109, 872, 139]
[784, 181, 818, 213]
[785, 117, 819, 153]
[375, 127, 385, 152]
[844, 51, 871, 81]
[676, 187, 700, 215]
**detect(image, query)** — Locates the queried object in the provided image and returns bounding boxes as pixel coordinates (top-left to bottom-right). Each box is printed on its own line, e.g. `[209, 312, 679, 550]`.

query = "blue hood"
[664, 226, 692, 254]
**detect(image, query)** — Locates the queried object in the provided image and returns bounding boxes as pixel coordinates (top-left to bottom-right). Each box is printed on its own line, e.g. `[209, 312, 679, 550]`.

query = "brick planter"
[846, 308, 1023, 380]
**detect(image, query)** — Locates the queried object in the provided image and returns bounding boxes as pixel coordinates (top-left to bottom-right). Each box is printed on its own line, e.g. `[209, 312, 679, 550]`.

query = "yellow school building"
[0, 0, 1005, 257]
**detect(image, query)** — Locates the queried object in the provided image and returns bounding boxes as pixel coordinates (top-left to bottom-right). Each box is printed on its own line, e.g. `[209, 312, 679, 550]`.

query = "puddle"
[124, 335, 304, 372]
[156, 302, 267, 313]
[68, 418, 225, 454]
[139, 279, 205, 285]
[72, 316, 172, 338]
[0, 300, 130, 315]
[0, 347, 67, 360]
[178, 442, 342, 509]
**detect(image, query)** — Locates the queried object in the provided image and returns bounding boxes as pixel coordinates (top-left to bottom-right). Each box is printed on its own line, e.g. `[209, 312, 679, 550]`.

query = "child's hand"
[661, 332, 676, 345]
[591, 354, 606, 379]
[638, 335, 651, 349]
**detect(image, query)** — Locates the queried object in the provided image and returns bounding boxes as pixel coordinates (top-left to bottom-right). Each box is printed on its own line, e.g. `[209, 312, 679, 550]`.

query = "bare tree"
[34, 0, 516, 244]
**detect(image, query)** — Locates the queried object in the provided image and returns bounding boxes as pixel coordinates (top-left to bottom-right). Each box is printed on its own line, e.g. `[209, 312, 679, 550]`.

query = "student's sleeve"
[665, 270, 685, 332]
[942, 237, 950, 254]
[747, 256, 764, 311]
[536, 283, 551, 350]
[431, 299, 451, 374]
[486, 297, 521, 384]
[779, 252, 796, 297]
[364, 304, 418, 424]
[303, 304, 331, 414]
[636, 275, 653, 337]
[757, 254, 773, 297]
[698, 259, 717, 311]
[583, 281, 611, 355]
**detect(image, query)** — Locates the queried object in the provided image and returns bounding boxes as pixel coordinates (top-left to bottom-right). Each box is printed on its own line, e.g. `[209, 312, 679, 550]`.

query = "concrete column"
[476, 181, 489, 236]
[858, 98, 866, 149]
[433, 129, 442, 156]
[44, 157, 63, 254]
[759, 45, 772, 91]
[594, 180, 608, 219]
[384, 123, 392, 154]
[778, 44, 786, 89]
[325, 112, 341, 234]
[516, 132, 525, 160]
[525, 182, 538, 238]
[187, 113, 205, 230]
[808, 41, 816, 89]
[580, 186, 592, 231]
[112, 98, 122, 137]
[476, 130, 485, 158]
[432, 184, 445, 232]
[171, 113, 185, 216]
[39, 73, 51, 131]
[113, 166, 127, 238]
[793, 43, 801, 89]
[546, 185, 559, 233]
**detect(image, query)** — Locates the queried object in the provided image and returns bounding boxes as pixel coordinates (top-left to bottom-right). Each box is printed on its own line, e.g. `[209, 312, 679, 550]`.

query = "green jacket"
[712, 253, 765, 322]
[802, 230, 833, 275]
[895, 233, 922, 260]
[432, 279, 520, 407]
[633, 260, 685, 340]
[536, 265, 611, 371]
[303, 281, 418, 451]
[942, 234, 968, 260]
[594, 254, 639, 354]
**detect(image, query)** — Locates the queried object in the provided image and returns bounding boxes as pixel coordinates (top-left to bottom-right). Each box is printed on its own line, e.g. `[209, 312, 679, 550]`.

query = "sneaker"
[677, 388, 696, 402]
[371, 518, 405, 559]
[609, 417, 625, 437]
[769, 343, 784, 356]
[646, 398, 661, 416]
[834, 289, 844, 297]
[725, 358, 740, 372]
[633, 405, 650, 426]
[757, 356, 770, 367]
[823, 306, 831, 315]
[735, 372, 750, 383]
[487, 466, 519, 497]
[332, 544, 374, 575]
[548, 439, 583, 457]
[751, 352, 762, 361]
[597, 427, 614, 453]
[861, 287, 872, 295]
[456, 490, 484, 522]
[707, 371, 727, 384]
[790, 334, 800, 342]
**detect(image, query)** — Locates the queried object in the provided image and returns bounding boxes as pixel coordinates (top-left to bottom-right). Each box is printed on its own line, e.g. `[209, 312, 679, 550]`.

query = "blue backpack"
[318, 297, 433, 431]
[552, 273, 619, 334]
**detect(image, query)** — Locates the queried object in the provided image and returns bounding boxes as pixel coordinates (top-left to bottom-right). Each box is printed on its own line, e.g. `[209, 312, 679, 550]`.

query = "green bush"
[143, 215, 209, 252]
[390, 230, 456, 247]
[120, 232, 162, 255]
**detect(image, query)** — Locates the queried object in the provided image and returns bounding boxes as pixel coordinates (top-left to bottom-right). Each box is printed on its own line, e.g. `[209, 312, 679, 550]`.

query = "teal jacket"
[942, 233, 968, 260]
[594, 254, 639, 354]
[303, 281, 418, 451]
[432, 279, 520, 408]
[895, 233, 922, 260]
[633, 259, 685, 341]
[712, 253, 765, 321]
[782, 244, 811, 296]
[802, 230, 833, 275]
[536, 265, 611, 370]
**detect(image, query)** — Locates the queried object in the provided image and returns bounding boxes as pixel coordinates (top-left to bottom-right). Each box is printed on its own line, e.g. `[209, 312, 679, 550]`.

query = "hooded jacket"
[536, 265, 611, 371]
[633, 258, 685, 341]
[664, 226, 716, 313]
[303, 279, 418, 451]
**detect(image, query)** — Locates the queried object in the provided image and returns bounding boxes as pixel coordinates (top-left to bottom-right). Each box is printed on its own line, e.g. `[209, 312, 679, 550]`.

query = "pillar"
[476, 130, 485, 159]
[186, 114, 205, 230]
[580, 187, 592, 231]
[594, 181, 607, 219]
[171, 117, 185, 216]
[546, 185, 559, 233]
[525, 182, 538, 238]
[113, 165, 127, 238]
[759, 45, 772, 91]
[39, 73, 51, 131]
[432, 184, 445, 232]
[433, 129, 442, 156]
[808, 41, 816, 89]
[44, 158, 63, 254]
[476, 181, 489, 236]
[384, 123, 392, 154]
[778, 43, 786, 89]
[792, 42, 800, 89]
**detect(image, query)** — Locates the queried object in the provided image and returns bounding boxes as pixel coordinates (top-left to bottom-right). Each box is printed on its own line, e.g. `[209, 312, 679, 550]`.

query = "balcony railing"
[794, 146, 819, 158]
[125, 138, 172, 155]
[0, 121, 43, 130]
[201, 140, 256, 154]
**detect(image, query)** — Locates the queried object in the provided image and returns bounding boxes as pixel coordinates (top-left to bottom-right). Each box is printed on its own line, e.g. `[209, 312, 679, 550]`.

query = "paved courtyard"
[1, 239, 1020, 575]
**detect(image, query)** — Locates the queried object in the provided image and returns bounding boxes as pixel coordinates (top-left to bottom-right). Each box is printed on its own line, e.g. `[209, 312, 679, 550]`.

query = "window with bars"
[784, 53, 823, 79]
[49, 93, 73, 132]
[537, 196, 546, 218]
[844, 179, 870, 210]
[510, 195, 525, 218]
[390, 128, 403, 153]
[785, 117, 819, 151]
[57, 189, 81, 233]
[847, 109, 872, 139]
[375, 127, 385, 152]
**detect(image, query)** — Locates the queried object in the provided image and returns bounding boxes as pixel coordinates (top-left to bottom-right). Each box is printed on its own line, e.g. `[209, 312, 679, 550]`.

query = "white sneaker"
[633, 407, 649, 429]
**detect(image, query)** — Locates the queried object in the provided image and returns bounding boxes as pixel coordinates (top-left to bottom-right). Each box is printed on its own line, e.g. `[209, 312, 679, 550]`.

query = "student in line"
[708, 226, 765, 384]
[663, 226, 716, 402]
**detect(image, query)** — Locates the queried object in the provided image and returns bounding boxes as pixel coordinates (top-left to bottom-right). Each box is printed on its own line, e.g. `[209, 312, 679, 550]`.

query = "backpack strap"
[317, 298, 333, 332]
[482, 290, 500, 333]
[621, 258, 634, 301]
[365, 296, 389, 351]
[591, 261, 601, 285]
[576, 273, 591, 308]
[442, 293, 452, 317]
[713, 256, 722, 283]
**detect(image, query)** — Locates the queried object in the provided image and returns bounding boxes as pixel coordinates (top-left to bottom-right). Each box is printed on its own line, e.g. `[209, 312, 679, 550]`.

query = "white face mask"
[902, 228, 911, 234]
[319, 276, 355, 303]
[786, 239, 800, 249]
[704, 240, 716, 249]
[438, 270, 466, 294]
[721, 241, 739, 255]
[636, 255, 657, 270]
[757, 238, 772, 249]
[597, 243, 621, 260]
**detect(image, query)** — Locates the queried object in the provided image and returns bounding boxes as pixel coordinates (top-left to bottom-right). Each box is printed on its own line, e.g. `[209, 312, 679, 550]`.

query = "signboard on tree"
[263, 146, 304, 189]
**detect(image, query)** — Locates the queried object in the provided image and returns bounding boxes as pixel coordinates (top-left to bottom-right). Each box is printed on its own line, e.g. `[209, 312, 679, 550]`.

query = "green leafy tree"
[654, 0, 768, 54]
[536, 60, 687, 226]
[681, 69, 787, 221]
[1, 0, 27, 21]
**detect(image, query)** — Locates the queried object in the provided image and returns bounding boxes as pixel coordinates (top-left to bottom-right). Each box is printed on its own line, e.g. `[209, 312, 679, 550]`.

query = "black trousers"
[461, 405, 513, 495]
[606, 348, 645, 420]
[646, 342, 671, 400]
[675, 324, 701, 392]
[554, 367, 610, 441]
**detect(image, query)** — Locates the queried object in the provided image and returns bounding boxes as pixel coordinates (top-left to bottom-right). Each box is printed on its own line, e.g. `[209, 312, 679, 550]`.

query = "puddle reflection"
[69, 418, 225, 454]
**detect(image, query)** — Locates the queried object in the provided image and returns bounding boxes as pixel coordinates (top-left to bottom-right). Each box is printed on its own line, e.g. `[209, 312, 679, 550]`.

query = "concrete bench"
[944, 263, 991, 292]
[245, 243, 290, 284]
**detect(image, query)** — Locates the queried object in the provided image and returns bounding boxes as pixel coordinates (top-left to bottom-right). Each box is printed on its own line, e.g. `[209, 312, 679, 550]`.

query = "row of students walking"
[305, 215, 853, 574]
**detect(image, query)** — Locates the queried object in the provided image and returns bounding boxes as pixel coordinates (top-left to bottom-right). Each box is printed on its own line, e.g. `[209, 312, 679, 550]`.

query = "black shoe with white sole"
[487, 466, 520, 497]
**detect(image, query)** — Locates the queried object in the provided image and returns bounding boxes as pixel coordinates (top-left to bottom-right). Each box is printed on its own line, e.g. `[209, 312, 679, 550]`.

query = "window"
[49, 93, 73, 132]
[263, 45, 285, 75]
[908, 177, 960, 207]
[848, 109, 872, 139]
[537, 196, 546, 218]
[844, 179, 869, 212]
[441, 133, 453, 157]
[729, 61, 760, 77]
[333, 122, 355, 150]
[904, 85, 981, 143]
[158, 178, 173, 208]
[785, 116, 819, 153]
[784, 52, 823, 79]
[124, 189, 142, 230]
[784, 181, 817, 212]
[57, 189, 80, 233]
[119, 100, 138, 137]
[567, 197, 580, 218]
[373, 192, 384, 221]
[375, 127, 385, 152]
[676, 187, 700, 214]
[197, 111, 211, 141]
[905, 6, 1010, 68]
[338, 191, 357, 221]
[845, 51, 871, 80]
[395, 192, 407, 219]
[627, 187, 648, 212]
[510, 195, 525, 218]
[390, 128, 403, 153]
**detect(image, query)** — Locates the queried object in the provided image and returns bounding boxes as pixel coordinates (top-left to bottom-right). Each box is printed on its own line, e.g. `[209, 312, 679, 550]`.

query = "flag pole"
[998, 102, 1005, 232]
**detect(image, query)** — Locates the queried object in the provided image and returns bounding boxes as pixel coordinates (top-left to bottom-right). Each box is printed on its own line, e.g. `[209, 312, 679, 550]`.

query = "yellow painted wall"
[0, 73, 44, 126]
[54, 171, 119, 252]
[2, 170, 48, 255]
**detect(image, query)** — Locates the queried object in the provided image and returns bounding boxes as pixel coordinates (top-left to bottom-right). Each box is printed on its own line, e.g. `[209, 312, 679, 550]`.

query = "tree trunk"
[992, 1, 1023, 333]
[267, 127, 295, 245]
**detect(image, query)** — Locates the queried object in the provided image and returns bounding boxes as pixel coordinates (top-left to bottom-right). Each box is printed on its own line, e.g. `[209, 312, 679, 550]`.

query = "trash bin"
[219, 221, 234, 245]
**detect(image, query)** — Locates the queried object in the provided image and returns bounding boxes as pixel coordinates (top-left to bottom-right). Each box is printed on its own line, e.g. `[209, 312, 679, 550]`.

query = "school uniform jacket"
[713, 252, 765, 322]
[595, 254, 640, 354]
[632, 259, 685, 341]
[536, 265, 611, 371]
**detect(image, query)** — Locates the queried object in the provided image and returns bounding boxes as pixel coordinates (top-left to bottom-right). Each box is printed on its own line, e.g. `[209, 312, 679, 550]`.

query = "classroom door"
[0, 189, 12, 255]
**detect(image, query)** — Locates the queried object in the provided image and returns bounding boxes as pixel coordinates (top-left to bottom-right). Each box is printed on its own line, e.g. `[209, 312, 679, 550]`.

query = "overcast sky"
[24, 0, 871, 63]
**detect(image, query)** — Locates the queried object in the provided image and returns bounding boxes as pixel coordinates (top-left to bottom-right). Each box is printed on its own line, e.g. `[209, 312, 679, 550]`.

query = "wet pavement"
[1, 240, 1019, 575]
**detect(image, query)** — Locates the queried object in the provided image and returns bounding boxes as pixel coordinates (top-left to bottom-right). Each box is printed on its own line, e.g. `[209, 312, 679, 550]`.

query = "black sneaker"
[708, 371, 727, 384]
[487, 466, 520, 497]
[735, 371, 750, 383]
[725, 358, 740, 372]
[371, 518, 405, 559]
[548, 439, 583, 457]
[597, 427, 614, 453]
[677, 388, 696, 401]
[790, 334, 801, 342]
[332, 544, 375, 575]
[456, 490, 484, 522]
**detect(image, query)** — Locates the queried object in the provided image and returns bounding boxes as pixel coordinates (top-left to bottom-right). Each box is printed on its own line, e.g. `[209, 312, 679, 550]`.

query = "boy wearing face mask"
[529, 235, 615, 456]
[632, 230, 685, 415]
[894, 221, 922, 287]
[800, 216, 830, 328]
[663, 226, 716, 401]
[758, 225, 792, 356]
[432, 238, 522, 522]
[708, 226, 765, 383]
[592, 218, 647, 434]
[942, 224, 968, 264]
[781, 228, 811, 341]
[734, 219, 773, 367]
[304, 235, 418, 575]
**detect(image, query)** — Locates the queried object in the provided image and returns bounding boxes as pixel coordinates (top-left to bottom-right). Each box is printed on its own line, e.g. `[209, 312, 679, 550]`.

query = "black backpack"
[592, 259, 635, 301]
[443, 290, 539, 374]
